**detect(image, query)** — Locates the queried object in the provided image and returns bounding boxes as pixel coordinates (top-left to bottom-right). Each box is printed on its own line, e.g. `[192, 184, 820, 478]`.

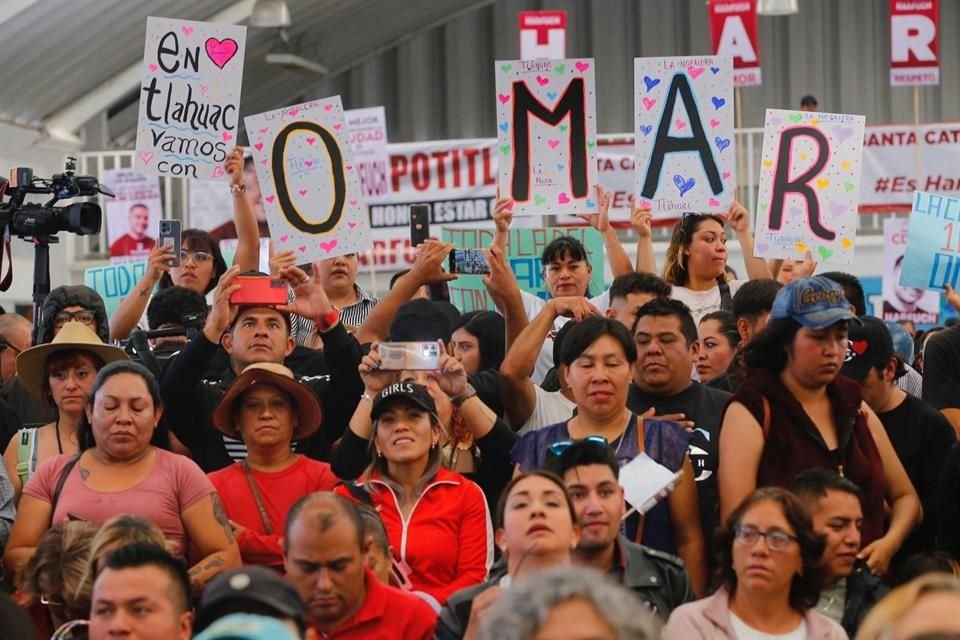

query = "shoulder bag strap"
[240, 461, 273, 535]
[15, 428, 34, 486]
[718, 280, 734, 312]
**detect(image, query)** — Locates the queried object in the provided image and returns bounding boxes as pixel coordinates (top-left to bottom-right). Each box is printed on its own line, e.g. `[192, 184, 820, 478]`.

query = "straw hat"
[16, 322, 129, 398]
[212, 362, 322, 440]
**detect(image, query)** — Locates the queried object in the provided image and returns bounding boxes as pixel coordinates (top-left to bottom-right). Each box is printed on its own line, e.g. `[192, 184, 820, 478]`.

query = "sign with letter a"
[634, 56, 736, 218]
[495, 58, 598, 217]
[753, 109, 866, 266]
[708, 0, 761, 87]
[889, 0, 939, 86]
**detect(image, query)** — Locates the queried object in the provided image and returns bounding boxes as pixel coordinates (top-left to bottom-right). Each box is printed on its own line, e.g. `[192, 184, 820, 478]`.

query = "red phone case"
[230, 277, 289, 305]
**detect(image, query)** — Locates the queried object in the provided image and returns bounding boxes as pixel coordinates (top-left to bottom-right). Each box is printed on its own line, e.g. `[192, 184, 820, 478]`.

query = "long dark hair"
[713, 487, 826, 611]
[742, 317, 803, 373]
[454, 311, 506, 371]
[158, 228, 227, 294]
[663, 213, 728, 287]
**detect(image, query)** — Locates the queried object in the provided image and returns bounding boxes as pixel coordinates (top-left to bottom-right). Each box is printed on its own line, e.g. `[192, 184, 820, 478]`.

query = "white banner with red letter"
[708, 0, 761, 87]
[889, 0, 939, 86]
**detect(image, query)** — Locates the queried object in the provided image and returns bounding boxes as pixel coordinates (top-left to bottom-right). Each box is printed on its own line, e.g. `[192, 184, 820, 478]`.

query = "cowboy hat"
[16, 322, 129, 398]
[212, 362, 322, 440]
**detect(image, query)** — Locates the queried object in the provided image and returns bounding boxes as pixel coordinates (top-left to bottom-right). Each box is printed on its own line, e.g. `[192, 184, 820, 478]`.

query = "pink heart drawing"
[642, 98, 657, 111]
[498, 94, 510, 104]
[289, 108, 300, 118]
[708, 197, 721, 207]
[318, 239, 339, 254]
[181, 25, 194, 36]
[298, 245, 307, 253]
[259, 127, 269, 134]
[575, 61, 590, 72]
[504, 201, 515, 211]
[548, 139, 561, 150]
[324, 104, 334, 111]
[346, 165, 353, 171]
[675, 119, 687, 129]
[199, 85, 208, 95]
[710, 118, 720, 128]
[279, 235, 289, 243]
[222, 131, 233, 142]
[348, 222, 358, 229]
[333, 124, 342, 130]
[304, 160, 313, 167]
[536, 75, 549, 86]
[212, 165, 225, 178]
[148, 63, 158, 72]
[722, 171, 731, 180]
[557, 193, 571, 204]
[639, 200, 653, 208]
[299, 189, 308, 196]
[205, 38, 238, 69]
[139, 151, 154, 165]
[349, 199, 358, 206]
[254, 142, 264, 151]
[306, 138, 316, 145]
[265, 195, 276, 203]
[687, 65, 705, 79]
[260, 158, 268, 165]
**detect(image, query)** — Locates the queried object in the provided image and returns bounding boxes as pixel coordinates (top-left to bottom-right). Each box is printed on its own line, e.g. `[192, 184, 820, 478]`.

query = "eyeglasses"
[179, 250, 213, 264]
[734, 525, 798, 552]
[548, 435, 608, 457]
[53, 310, 96, 331]
[0, 338, 22, 354]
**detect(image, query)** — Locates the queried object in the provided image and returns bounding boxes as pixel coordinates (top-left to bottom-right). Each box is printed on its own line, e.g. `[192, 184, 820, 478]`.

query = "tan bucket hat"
[212, 362, 322, 440]
[16, 322, 129, 398]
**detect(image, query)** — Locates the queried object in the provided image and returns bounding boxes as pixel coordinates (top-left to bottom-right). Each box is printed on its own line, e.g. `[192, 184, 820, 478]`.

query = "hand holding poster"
[101, 170, 162, 264]
[753, 109, 865, 266]
[882, 217, 939, 324]
[633, 56, 735, 218]
[136, 17, 246, 181]
[495, 58, 598, 216]
[244, 96, 373, 263]
[900, 191, 960, 290]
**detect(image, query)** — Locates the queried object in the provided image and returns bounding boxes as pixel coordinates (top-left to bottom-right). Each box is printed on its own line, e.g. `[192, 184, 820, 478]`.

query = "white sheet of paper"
[618, 452, 682, 516]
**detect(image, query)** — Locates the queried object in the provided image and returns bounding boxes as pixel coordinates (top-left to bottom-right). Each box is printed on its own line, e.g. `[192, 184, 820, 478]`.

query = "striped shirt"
[292, 284, 379, 346]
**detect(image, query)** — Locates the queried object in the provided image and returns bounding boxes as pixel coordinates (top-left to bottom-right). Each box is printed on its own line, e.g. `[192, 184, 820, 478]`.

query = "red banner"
[708, 0, 761, 87]
[889, 0, 939, 86]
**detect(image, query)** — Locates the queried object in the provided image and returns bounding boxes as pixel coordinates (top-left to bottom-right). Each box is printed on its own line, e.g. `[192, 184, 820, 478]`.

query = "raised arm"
[482, 244, 527, 351]
[226, 148, 261, 272]
[630, 196, 656, 275]
[578, 185, 632, 279]
[726, 201, 772, 281]
[491, 195, 513, 253]
[109, 243, 175, 340]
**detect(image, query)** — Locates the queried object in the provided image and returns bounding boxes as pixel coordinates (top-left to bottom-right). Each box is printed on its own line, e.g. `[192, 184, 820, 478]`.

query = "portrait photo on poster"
[102, 169, 163, 264]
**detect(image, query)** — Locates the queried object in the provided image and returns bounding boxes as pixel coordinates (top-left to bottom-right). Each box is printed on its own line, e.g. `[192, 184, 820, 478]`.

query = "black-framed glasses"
[734, 525, 798, 552]
[53, 310, 96, 330]
[548, 435, 608, 457]
[180, 250, 213, 264]
[0, 338, 22, 354]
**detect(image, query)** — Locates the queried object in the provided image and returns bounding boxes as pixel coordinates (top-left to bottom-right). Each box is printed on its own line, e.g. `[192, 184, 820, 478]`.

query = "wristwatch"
[314, 308, 341, 332]
[450, 384, 478, 408]
[230, 183, 246, 197]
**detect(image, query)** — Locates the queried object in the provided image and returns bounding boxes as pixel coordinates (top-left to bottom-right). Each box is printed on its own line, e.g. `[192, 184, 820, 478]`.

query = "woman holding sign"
[659, 202, 772, 324]
[108, 147, 259, 341]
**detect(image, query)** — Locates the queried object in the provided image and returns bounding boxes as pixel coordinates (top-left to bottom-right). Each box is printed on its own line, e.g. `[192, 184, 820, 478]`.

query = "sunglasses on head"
[547, 435, 608, 458]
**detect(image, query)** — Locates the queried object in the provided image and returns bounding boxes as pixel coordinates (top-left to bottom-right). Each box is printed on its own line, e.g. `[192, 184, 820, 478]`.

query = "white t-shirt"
[670, 280, 746, 324]
[518, 386, 577, 435]
[729, 611, 807, 640]
[521, 289, 611, 384]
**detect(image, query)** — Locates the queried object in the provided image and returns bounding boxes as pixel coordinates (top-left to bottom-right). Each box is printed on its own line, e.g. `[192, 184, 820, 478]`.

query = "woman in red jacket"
[337, 363, 493, 609]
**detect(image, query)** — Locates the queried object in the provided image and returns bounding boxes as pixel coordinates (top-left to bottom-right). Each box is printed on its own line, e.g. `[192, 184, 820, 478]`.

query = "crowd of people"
[1, 147, 960, 640]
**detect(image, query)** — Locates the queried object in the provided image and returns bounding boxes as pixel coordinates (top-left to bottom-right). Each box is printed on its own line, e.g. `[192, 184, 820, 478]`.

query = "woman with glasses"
[664, 487, 846, 640]
[510, 317, 705, 592]
[109, 148, 257, 341]
[657, 203, 771, 324]
[4, 322, 128, 504]
[696, 310, 740, 384]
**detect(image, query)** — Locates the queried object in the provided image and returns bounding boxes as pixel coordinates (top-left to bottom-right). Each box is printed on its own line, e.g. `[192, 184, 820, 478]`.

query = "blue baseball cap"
[193, 614, 298, 640]
[770, 276, 862, 330]
[884, 321, 915, 363]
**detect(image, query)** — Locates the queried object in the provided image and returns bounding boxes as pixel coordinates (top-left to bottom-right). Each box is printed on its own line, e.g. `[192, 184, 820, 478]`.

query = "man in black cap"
[194, 566, 308, 639]
[840, 316, 955, 556]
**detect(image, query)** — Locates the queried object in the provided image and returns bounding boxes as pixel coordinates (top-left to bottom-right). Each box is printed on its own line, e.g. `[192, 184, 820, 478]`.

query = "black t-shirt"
[877, 393, 957, 552]
[627, 382, 732, 543]
[922, 326, 960, 409]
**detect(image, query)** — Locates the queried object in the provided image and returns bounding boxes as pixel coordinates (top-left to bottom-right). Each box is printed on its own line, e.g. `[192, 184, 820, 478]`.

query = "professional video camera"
[0, 157, 114, 342]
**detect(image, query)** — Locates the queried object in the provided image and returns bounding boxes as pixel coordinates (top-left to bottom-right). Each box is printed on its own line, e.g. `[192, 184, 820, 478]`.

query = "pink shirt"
[24, 449, 213, 556]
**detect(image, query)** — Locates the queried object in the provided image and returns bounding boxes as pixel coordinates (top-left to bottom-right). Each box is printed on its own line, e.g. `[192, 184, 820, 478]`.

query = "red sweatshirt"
[208, 455, 338, 566]
[336, 467, 492, 606]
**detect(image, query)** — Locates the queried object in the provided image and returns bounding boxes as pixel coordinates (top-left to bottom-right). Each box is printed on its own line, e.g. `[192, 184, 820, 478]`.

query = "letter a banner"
[495, 58, 598, 216]
[753, 109, 865, 266]
[634, 56, 736, 218]
[244, 96, 373, 263]
[136, 17, 246, 182]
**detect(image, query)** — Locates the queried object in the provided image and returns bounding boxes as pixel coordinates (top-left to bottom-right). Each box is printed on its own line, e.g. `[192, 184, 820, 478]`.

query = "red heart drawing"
[265, 195, 276, 203]
[318, 239, 339, 254]
[575, 61, 590, 72]
[148, 63, 158, 73]
[221, 131, 232, 142]
[348, 222, 358, 229]
[298, 245, 307, 253]
[324, 104, 334, 111]
[304, 161, 313, 167]
[205, 38, 238, 69]
[299, 189, 308, 196]
[333, 124, 342, 130]
[306, 138, 316, 145]
[254, 142, 264, 151]
[557, 193, 571, 204]
[346, 165, 353, 171]
[851, 340, 868, 356]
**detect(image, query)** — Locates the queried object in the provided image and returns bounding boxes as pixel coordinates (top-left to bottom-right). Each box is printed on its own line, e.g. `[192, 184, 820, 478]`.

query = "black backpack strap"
[718, 280, 733, 312]
[343, 481, 374, 506]
[51, 452, 82, 516]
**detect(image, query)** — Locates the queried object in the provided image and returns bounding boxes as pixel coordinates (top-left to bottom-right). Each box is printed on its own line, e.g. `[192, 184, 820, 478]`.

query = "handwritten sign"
[441, 226, 604, 312]
[135, 17, 246, 181]
[900, 191, 960, 290]
[495, 58, 598, 216]
[634, 56, 735, 218]
[244, 96, 372, 263]
[346, 107, 390, 204]
[84, 262, 149, 320]
[101, 170, 162, 264]
[883, 217, 939, 324]
[753, 109, 865, 266]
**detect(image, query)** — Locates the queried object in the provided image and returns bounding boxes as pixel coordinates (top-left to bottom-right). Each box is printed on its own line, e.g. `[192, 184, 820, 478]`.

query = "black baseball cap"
[195, 566, 306, 633]
[370, 382, 438, 421]
[841, 316, 894, 381]
[388, 299, 457, 343]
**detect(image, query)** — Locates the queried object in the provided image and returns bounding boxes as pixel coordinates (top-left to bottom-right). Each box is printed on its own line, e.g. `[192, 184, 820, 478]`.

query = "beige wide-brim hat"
[212, 362, 322, 440]
[16, 322, 129, 398]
